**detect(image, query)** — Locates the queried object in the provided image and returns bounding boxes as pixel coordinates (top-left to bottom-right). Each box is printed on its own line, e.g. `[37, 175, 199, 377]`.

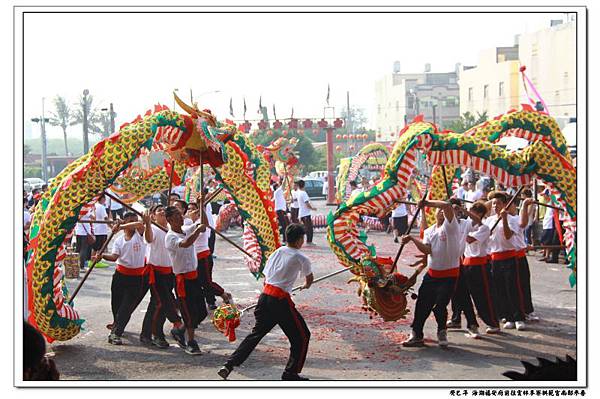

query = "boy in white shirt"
[91, 195, 110, 264]
[296, 180, 316, 245]
[391, 202, 408, 243]
[273, 182, 289, 243]
[139, 205, 184, 349]
[95, 212, 149, 345]
[164, 205, 208, 355]
[400, 199, 461, 348]
[484, 191, 526, 331]
[290, 181, 300, 223]
[218, 223, 314, 381]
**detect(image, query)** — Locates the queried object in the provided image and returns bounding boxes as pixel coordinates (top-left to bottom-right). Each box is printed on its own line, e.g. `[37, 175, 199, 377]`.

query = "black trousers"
[451, 264, 500, 328]
[110, 271, 149, 336]
[291, 207, 299, 223]
[91, 234, 107, 251]
[392, 215, 409, 235]
[141, 273, 181, 339]
[410, 273, 457, 337]
[75, 235, 92, 269]
[300, 215, 313, 243]
[490, 258, 525, 322]
[197, 256, 223, 305]
[176, 277, 207, 330]
[226, 294, 310, 374]
[515, 256, 534, 314]
[276, 210, 289, 242]
[110, 208, 124, 220]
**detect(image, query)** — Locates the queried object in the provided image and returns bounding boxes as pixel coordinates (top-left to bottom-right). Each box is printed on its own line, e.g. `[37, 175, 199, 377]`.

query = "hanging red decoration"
[349, 134, 355, 140]
[258, 120, 268, 130]
[282, 130, 288, 136]
[336, 134, 341, 139]
[317, 119, 328, 128]
[303, 119, 313, 129]
[342, 134, 348, 140]
[273, 120, 283, 129]
[333, 118, 344, 128]
[267, 130, 273, 136]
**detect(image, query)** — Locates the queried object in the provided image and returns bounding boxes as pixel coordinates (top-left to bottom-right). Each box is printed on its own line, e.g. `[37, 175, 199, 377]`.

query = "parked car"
[301, 178, 325, 199]
[24, 178, 45, 192]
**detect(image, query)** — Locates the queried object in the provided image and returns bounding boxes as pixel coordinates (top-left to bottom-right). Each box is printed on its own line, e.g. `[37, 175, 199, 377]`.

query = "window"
[499, 82, 505, 97]
[483, 84, 489, 99]
[468, 87, 473, 101]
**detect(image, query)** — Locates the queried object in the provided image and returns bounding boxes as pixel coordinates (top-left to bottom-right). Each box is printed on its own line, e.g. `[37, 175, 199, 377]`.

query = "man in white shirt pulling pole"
[218, 223, 314, 381]
[400, 199, 461, 348]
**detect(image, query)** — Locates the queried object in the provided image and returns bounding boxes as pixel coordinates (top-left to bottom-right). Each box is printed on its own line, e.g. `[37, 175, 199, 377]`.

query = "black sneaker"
[171, 327, 186, 348]
[184, 339, 202, 355]
[393, 237, 399, 243]
[401, 333, 424, 347]
[217, 365, 232, 380]
[139, 335, 152, 345]
[108, 333, 122, 345]
[281, 371, 309, 381]
[152, 336, 170, 349]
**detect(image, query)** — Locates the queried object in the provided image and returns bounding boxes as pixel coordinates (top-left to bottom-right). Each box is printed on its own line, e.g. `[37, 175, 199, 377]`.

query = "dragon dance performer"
[187, 201, 232, 312]
[290, 181, 300, 223]
[448, 201, 501, 335]
[510, 196, 536, 320]
[139, 205, 184, 349]
[401, 199, 461, 348]
[164, 206, 208, 355]
[95, 212, 150, 345]
[484, 191, 527, 331]
[273, 181, 289, 243]
[218, 223, 314, 381]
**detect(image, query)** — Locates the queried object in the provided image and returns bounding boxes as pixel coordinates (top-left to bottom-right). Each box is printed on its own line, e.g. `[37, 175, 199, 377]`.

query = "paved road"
[50, 201, 576, 382]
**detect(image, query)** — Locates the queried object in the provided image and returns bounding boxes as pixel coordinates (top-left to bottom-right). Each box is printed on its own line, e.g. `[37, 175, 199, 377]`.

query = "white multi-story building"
[375, 63, 460, 142]
[459, 18, 576, 122]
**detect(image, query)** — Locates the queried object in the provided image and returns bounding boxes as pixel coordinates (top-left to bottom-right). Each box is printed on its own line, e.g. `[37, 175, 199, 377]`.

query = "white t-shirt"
[392, 203, 407, 218]
[464, 221, 490, 258]
[205, 203, 215, 228]
[510, 215, 527, 250]
[145, 225, 172, 267]
[274, 187, 286, 211]
[264, 246, 313, 293]
[74, 208, 94, 236]
[542, 207, 554, 230]
[484, 215, 521, 253]
[322, 180, 328, 195]
[165, 228, 197, 275]
[112, 232, 146, 269]
[297, 190, 312, 218]
[465, 189, 484, 203]
[456, 218, 472, 257]
[93, 203, 109, 235]
[290, 189, 299, 209]
[106, 189, 123, 210]
[423, 217, 461, 270]
[456, 186, 467, 200]
[183, 220, 210, 254]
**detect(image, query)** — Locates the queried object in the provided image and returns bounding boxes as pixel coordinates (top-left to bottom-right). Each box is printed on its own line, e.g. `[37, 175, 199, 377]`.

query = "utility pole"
[41, 98, 48, 181]
[82, 89, 90, 153]
[109, 103, 115, 134]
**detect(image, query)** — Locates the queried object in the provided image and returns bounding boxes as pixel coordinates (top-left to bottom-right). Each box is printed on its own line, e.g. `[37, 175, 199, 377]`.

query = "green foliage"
[445, 111, 489, 133]
[24, 166, 42, 178]
[47, 95, 73, 155]
[25, 137, 101, 156]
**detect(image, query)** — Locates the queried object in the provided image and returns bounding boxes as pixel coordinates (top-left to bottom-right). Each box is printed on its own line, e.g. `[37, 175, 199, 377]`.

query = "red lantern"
[363, 134, 369, 140]
[313, 128, 319, 135]
[342, 134, 348, 140]
[335, 134, 341, 139]
[267, 130, 273, 136]
[349, 134, 354, 140]
[282, 130, 288, 136]
[335, 145, 341, 151]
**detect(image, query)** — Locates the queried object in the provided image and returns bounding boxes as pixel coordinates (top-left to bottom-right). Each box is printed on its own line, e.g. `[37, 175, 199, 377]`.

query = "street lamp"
[31, 98, 50, 182]
[100, 103, 116, 135]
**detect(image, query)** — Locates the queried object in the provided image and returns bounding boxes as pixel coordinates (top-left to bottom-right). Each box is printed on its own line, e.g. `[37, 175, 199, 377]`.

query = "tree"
[339, 106, 368, 134]
[48, 95, 73, 155]
[294, 136, 320, 174]
[70, 92, 106, 151]
[446, 111, 488, 133]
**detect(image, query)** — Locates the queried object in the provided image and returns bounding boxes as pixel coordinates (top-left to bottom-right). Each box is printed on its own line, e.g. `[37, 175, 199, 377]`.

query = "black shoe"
[217, 365, 232, 380]
[184, 339, 202, 355]
[282, 371, 309, 381]
[401, 333, 425, 347]
[139, 335, 152, 345]
[108, 333, 122, 345]
[393, 237, 399, 243]
[152, 336, 170, 349]
[171, 327, 186, 348]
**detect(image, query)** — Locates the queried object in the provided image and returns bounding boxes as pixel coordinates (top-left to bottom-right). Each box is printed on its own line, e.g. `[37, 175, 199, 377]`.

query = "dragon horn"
[173, 91, 197, 116]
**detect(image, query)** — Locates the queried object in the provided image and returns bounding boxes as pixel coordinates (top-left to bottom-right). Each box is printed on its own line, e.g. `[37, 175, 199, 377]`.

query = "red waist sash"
[515, 249, 527, 258]
[146, 263, 172, 285]
[263, 283, 291, 299]
[428, 267, 459, 278]
[490, 250, 516, 261]
[175, 270, 198, 298]
[116, 264, 148, 276]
